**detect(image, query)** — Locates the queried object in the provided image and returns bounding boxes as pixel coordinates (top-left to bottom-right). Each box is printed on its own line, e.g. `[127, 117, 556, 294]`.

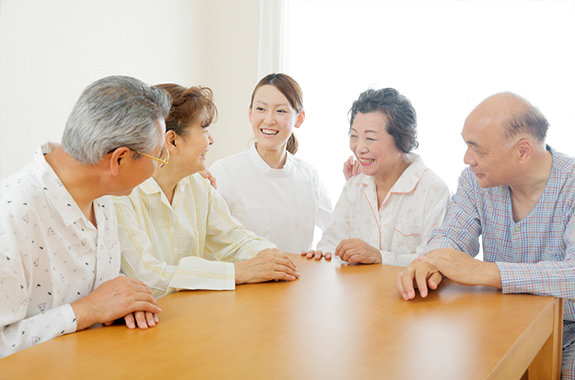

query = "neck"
[153, 164, 189, 204]
[373, 154, 411, 197]
[508, 147, 553, 203]
[255, 143, 287, 169]
[44, 147, 104, 221]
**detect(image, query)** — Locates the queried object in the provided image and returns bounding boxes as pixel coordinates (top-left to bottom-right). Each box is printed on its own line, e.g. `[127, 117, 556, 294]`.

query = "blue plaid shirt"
[426, 146, 575, 345]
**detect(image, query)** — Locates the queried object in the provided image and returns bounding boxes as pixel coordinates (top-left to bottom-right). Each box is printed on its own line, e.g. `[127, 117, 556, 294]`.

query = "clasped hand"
[395, 248, 502, 300]
[71, 276, 161, 331]
[235, 248, 300, 284]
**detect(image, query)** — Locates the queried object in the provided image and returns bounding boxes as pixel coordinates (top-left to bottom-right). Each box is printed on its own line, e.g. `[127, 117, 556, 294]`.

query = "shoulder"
[417, 164, 450, 195]
[1, 163, 48, 221]
[210, 149, 251, 171]
[290, 155, 321, 180]
[551, 149, 575, 177]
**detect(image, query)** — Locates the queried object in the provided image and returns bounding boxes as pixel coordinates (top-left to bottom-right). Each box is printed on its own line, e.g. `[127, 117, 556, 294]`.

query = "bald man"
[395, 92, 575, 378]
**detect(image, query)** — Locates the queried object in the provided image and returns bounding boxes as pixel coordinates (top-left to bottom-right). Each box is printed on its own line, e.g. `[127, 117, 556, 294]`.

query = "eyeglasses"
[135, 147, 169, 168]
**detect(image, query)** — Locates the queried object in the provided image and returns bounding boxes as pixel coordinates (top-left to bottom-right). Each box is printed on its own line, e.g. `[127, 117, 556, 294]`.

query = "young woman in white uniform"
[209, 74, 332, 253]
[302, 88, 451, 266]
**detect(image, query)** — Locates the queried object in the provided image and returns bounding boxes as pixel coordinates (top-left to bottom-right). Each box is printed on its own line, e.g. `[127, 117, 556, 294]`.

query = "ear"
[109, 147, 131, 176]
[165, 130, 178, 151]
[295, 110, 305, 129]
[248, 107, 253, 124]
[517, 138, 533, 164]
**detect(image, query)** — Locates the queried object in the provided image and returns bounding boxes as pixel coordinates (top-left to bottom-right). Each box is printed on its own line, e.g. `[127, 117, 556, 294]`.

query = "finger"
[124, 313, 136, 329]
[400, 267, 417, 300]
[313, 250, 324, 260]
[145, 312, 156, 327]
[274, 253, 297, 270]
[414, 266, 431, 298]
[427, 272, 443, 290]
[131, 301, 162, 315]
[324, 252, 332, 260]
[134, 311, 149, 330]
[395, 272, 408, 300]
[301, 250, 310, 257]
[154, 313, 159, 323]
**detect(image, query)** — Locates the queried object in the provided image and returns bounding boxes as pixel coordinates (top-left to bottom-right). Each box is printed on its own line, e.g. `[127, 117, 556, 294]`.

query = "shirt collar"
[35, 142, 86, 227]
[137, 176, 188, 207]
[361, 154, 427, 196]
[248, 143, 294, 177]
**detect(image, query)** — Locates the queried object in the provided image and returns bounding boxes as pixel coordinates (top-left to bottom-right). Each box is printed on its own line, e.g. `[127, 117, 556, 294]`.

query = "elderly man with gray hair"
[0, 75, 170, 357]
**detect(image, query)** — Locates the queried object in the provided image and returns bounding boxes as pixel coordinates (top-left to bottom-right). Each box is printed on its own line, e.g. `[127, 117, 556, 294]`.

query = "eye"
[350, 135, 357, 139]
[277, 109, 287, 114]
[255, 107, 264, 111]
[367, 138, 375, 142]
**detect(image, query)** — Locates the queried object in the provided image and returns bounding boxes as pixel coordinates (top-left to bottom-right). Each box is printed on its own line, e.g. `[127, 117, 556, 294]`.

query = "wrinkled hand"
[343, 156, 361, 181]
[198, 170, 217, 189]
[335, 238, 381, 264]
[395, 259, 443, 300]
[71, 276, 161, 331]
[301, 250, 332, 260]
[235, 249, 300, 284]
[420, 248, 502, 288]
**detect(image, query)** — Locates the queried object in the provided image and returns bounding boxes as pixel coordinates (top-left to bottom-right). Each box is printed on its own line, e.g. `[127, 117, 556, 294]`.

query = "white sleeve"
[0, 214, 76, 358]
[316, 181, 351, 254]
[315, 175, 333, 231]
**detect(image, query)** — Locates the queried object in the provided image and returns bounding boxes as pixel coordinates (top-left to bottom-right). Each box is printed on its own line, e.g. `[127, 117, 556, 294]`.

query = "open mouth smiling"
[261, 128, 279, 136]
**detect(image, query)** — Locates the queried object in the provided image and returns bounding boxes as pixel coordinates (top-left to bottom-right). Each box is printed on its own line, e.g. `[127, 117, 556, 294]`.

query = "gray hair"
[500, 92, 549, 143]
[348, 88, 419, 153]
[62, 75, 172, 165]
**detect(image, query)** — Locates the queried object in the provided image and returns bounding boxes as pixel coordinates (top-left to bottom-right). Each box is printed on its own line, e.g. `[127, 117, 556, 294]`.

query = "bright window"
[285, 0, 575, 205]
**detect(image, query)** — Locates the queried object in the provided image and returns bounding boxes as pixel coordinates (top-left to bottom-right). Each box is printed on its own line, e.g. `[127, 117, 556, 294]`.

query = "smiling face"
[249, 85, 303, 154]
[349, 112, 405, 179]
[171, 119, 213, 176]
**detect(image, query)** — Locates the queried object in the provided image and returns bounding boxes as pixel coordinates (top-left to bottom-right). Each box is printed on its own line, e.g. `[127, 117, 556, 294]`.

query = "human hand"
[71, 276, 161, 331]
[105, 311, 160, 330]
[335, 238, 382, 264]
[235, 249, 300, 284]
[343, 156, 361, 181]
[301, 250, 332, 260]
[198, 170, 217, 189]
[395, 259, 443, 300]
[419, 248, 502, 288]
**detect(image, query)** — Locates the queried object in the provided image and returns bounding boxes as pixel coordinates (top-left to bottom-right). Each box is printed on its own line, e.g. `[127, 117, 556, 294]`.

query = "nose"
[463, 147, 476, 166]
[264, 110, 275, 125]
[208, 131, 214, 145]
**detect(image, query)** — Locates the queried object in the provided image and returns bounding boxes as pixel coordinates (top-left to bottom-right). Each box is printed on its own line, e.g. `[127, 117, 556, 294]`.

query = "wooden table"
[1, 254, 563, 380]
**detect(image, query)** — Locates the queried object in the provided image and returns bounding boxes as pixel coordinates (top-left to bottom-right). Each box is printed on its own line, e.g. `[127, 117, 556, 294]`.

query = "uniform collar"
[248, 143, 294, 177]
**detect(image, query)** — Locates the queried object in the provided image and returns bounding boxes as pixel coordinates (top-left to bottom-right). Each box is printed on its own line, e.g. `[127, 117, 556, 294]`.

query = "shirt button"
[513, 225, 521, 233]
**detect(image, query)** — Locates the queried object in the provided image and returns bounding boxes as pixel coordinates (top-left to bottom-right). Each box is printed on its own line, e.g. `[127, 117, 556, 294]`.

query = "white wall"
[0, 0, 261, 179]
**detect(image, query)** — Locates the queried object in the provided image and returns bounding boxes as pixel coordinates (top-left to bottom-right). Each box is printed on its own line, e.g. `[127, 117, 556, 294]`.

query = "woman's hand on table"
[335, 238, 382, 264]
[235, 249, 300, 284]
[301, 250, 332, 260]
